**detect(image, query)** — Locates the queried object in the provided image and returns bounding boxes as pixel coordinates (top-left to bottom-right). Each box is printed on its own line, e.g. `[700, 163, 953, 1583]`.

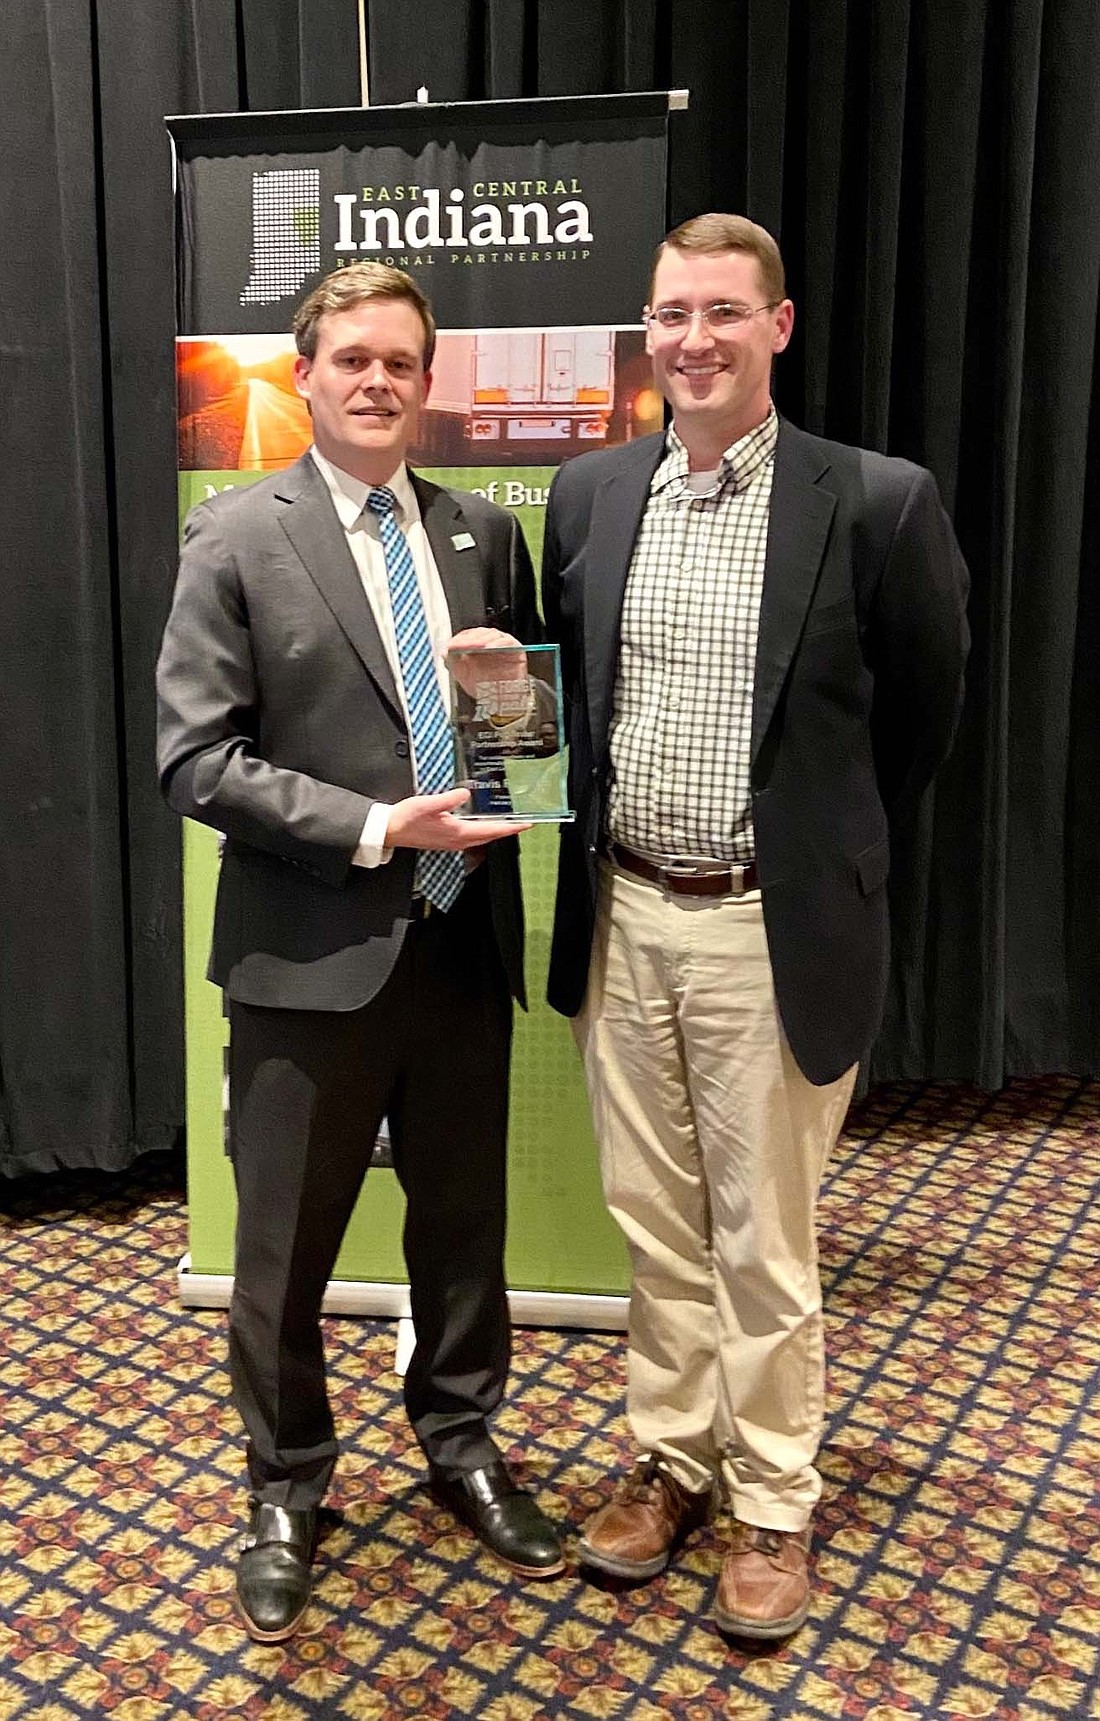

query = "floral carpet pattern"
[0, 1078, 1098, 1720]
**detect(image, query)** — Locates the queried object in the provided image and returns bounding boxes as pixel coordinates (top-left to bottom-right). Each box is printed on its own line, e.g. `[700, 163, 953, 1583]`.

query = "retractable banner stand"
[168, 93, 674, 1324]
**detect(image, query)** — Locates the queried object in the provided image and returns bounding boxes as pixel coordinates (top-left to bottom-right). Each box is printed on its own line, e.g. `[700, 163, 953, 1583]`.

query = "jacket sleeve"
[506, 507, 544, 646]
[865, 466, 971, 822]
[540, 464, 578, 726]
[155, 501, 373, 886]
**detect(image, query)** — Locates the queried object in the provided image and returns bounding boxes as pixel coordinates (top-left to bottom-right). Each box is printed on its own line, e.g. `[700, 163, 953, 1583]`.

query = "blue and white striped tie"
[365, 487, 464, 912]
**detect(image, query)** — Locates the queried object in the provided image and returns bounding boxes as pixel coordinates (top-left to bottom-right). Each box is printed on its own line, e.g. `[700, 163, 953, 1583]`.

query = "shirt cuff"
[352, 802, 394, 868]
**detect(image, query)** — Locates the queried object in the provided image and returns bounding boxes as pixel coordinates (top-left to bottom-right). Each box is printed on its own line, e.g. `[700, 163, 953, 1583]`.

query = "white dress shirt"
[309, 447, 454, 868]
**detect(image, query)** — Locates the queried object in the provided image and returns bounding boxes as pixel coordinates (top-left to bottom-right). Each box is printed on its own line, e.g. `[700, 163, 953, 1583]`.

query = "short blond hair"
[650, 213, 786, 306]
[293, 262, 436, 367]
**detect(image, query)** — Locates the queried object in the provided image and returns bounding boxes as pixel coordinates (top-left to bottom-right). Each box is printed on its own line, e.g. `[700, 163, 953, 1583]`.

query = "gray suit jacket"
[542, 421, 970, 1084]
[157, 454, 540, 1009]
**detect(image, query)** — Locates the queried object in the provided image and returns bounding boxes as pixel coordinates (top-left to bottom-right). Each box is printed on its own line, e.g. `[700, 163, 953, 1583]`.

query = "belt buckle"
[659, 858, 722, 898]
[661, 859, 702, 895]
[661, 858, 746, 898]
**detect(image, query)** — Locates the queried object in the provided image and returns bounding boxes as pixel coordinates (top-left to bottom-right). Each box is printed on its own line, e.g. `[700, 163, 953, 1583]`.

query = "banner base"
[178, 1254, 628, 1332]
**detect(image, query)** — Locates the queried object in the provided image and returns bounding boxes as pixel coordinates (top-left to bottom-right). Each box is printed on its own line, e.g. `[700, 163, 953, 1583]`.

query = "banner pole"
[357, 0, 370, 106]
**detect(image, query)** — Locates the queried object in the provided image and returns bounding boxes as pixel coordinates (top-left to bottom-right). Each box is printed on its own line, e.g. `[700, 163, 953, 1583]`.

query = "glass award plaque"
[445, 642, 572, 823]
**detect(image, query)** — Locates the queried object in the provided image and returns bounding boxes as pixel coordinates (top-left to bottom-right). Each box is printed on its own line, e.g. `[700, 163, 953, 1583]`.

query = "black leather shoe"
[236, 1501, 316, 1642]
[429, 1462, 565, 1578]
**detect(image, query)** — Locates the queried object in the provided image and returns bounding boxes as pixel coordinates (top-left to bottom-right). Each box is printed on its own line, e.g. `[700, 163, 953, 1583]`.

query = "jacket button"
[395, 740, 409, 758]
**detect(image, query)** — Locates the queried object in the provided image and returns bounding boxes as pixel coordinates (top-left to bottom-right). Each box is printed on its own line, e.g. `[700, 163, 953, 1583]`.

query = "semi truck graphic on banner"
[417, 329, 615, 461]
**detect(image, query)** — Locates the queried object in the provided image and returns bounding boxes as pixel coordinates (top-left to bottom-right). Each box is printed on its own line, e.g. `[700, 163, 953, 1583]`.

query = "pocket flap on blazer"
[855, 837, 890, 896]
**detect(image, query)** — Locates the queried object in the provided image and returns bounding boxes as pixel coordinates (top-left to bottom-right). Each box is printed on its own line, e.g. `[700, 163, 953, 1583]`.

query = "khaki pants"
[574, 862, 856, 1531]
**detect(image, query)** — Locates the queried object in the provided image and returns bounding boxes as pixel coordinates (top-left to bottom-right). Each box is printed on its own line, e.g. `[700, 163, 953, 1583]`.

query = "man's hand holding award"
[445, 629, 573, 823]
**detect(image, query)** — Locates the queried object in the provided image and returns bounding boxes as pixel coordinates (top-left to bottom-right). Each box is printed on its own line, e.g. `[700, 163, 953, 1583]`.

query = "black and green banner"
[169, 94, 669, 1301]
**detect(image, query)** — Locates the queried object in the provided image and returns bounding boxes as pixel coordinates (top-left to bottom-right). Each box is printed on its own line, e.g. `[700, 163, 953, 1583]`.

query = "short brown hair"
[649, 213, 786, 306]
[293, 262, 437, 367]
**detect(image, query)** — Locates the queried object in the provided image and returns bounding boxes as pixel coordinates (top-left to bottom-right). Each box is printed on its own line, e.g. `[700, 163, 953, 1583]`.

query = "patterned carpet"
[0, 1078, 1098, 1720]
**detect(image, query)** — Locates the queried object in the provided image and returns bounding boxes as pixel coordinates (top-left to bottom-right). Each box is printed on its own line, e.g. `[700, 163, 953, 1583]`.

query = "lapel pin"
[451, 531, 476, 551]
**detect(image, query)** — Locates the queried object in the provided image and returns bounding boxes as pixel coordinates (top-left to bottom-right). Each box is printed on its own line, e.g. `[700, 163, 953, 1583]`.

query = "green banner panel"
[184, 818, 629, 1293]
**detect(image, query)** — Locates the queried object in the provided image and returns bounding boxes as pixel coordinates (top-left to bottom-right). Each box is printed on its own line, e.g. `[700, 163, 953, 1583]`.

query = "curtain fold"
[3, 0, 1097, 1174]
[2, 2, 133, 1174]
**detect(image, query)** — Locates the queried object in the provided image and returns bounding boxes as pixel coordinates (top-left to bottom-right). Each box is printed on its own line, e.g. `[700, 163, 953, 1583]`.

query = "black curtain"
[1, 1, 358, 1175]
[3, 0, 1097, 1173]
[369, 0, 1100, 1086]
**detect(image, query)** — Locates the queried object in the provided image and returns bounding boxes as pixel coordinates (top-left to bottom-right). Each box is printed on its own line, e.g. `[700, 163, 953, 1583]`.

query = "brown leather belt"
[609, 841, 759, 898]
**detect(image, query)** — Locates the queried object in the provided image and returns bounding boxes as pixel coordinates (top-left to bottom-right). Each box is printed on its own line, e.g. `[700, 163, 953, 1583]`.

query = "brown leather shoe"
[713, 1520, 812, 1640]
[577, 1457, 710, 1580]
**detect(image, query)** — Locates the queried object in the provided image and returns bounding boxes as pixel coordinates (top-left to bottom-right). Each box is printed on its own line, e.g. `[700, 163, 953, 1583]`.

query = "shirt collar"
[651, 405, 779, 499]
[309, 446, 420, 531]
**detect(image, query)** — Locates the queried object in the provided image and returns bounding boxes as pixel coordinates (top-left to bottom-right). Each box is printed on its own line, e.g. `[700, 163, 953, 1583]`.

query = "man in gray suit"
[157, 263, 563, 1644]
[543, 215, 968, 1640]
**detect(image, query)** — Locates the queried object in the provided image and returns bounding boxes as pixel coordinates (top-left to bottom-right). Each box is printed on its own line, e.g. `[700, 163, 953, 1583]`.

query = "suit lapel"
[584, 440, 664, 760]
[275, 454, 402, 722]
[751, 424, 837, 760]
[411, 474, 487, 632]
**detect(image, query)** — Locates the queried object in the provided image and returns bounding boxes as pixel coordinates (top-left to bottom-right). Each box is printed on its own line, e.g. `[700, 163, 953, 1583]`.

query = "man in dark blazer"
[542, 215, 968, 1640]
[157, 263, 563, 1644]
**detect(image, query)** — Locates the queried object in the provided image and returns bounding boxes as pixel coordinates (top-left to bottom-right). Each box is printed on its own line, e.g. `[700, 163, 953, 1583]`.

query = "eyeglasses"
[645, 301, 781, 333]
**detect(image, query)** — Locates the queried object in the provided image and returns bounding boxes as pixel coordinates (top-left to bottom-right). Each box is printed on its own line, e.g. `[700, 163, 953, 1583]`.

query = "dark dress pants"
[226, 875, 513, 1508]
